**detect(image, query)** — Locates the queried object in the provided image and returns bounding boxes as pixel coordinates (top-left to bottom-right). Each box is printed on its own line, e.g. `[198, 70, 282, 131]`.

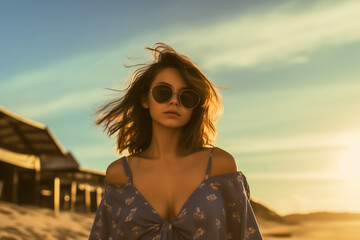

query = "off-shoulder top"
[89, 146, 263, 239]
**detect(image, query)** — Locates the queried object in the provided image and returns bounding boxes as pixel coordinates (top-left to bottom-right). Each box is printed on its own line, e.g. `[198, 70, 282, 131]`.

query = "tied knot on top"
[162, 222, 173, 231]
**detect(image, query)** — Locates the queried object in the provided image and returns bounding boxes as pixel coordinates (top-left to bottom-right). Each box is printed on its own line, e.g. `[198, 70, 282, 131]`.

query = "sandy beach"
[0, 201, 94, 240]
[1, 200, 360, 240]
[259, 218, 360, 240]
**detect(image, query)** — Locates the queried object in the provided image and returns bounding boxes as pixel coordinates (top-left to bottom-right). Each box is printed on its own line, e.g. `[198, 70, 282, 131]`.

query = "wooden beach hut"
[0, 106, 105, 213]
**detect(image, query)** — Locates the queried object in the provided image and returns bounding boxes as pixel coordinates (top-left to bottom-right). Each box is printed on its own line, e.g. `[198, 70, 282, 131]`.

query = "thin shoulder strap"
[241, 172, 251, 200]
[122, 156, 133, 184]
[204, 146, 215, 180]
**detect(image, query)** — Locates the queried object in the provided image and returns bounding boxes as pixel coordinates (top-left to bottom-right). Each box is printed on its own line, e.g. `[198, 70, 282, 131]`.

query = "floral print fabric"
[89, 148, 263, 240]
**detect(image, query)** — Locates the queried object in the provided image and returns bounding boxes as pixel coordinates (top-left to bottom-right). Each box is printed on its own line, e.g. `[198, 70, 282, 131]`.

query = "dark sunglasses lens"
[152, 85, 172, 103]
[180, 90, 200, 108]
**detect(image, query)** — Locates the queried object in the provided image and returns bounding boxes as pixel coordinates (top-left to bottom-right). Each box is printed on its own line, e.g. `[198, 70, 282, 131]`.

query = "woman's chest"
[131, 168, 209, 222]
[128, 154, 212, 221]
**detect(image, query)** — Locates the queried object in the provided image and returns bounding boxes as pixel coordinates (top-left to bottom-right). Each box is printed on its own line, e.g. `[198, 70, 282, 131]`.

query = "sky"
[1, 0, 359, 216]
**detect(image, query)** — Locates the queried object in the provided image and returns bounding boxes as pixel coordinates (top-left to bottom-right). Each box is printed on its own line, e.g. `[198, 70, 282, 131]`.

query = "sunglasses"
[149, 84, 201, 109]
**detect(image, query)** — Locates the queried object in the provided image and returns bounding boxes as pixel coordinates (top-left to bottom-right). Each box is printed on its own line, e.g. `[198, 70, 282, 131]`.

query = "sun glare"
[337, 136, 360, 181]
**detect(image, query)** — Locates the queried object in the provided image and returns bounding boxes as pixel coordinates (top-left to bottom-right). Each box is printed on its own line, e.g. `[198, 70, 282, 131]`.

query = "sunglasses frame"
[149, 83, 201, 109]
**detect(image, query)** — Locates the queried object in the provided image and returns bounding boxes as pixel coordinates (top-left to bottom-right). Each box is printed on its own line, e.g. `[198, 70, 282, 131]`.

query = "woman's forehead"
[152, 68, 189, 89]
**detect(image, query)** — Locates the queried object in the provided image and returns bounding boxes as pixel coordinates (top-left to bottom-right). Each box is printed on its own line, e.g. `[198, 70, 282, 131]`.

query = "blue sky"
[1, 0, 359, 215]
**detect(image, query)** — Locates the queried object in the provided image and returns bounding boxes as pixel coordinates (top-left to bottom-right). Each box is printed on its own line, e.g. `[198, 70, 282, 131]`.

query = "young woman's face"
[142, 67, 194, 129]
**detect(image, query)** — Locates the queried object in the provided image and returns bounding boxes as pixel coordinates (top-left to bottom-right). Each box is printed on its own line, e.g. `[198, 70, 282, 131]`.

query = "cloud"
[0, 42, 139, 119]
[247, 171, 345, 180]
[3, 0, 359, 119]
[14, 88, 102, 118]
[170, 0, 360, 70]
[218, 78, 360, 139]
[225, 128, 359, 155]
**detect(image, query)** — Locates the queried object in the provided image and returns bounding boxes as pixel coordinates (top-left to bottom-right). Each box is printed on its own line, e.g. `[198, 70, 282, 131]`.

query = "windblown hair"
[93, 42, 226, 156]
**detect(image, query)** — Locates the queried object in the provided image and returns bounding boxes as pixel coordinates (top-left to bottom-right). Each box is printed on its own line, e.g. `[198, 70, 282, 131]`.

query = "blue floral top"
[89, 147, 263, 239]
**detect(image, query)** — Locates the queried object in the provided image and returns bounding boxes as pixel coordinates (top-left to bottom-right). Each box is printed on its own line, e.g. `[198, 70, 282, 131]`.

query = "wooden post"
[54, 177, 60, 214]
[34, 159, 41, 206]
[12, 169, 18, 203]
[96, 187, 102, 207]
[85, 184, 91, 213]
[70, 181, 77, 212]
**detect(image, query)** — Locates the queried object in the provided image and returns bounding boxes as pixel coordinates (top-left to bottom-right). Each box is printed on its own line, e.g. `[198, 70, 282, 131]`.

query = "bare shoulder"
[210, 147, 238, 177]
[105, 157, 128, 185]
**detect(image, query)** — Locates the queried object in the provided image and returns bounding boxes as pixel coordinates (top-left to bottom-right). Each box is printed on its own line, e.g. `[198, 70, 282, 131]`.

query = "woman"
[89, 43, 263, 240]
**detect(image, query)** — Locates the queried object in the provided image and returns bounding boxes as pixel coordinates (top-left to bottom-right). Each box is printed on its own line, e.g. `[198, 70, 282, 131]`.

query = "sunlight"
[336, 135, 360, 181]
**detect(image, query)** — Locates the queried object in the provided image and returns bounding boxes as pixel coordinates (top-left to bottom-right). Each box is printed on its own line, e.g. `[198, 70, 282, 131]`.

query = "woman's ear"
[141, 94, 149, 109]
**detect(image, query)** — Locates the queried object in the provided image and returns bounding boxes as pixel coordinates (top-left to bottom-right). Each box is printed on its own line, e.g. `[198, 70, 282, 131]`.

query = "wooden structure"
[0, 106, 105, 213]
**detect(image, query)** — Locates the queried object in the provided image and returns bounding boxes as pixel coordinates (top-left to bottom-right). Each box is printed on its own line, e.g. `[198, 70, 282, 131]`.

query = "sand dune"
[1, 200, 360, 240]
[0, 201, 94, 240]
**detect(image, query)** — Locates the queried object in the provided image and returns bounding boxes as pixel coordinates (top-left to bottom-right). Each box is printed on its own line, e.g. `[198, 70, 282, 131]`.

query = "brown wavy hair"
[93, 42, 227, 156]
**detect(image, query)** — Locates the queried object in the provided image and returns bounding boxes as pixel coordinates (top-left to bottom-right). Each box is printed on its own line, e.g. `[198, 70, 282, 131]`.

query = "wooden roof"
[0, 106, 67, 156]
[0, 105, 79, 170]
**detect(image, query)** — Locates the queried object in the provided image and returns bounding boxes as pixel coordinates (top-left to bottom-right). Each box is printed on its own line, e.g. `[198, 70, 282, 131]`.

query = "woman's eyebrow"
[157, 81, 189, 90]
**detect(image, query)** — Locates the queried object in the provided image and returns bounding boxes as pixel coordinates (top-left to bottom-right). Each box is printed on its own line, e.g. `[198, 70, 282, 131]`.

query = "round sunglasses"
[149, 84, 201, 109]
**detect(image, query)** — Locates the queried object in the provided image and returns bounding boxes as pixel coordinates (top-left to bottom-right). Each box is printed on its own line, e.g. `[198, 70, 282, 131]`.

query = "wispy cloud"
[171, 0, 360, 70]
[219, 78, 360, 139]
[247, 171, 353, 181]
[14, 88, 102, 118]
[3, 0, 359, 119]
[0, 43, 137, 119]
[225, 129, 359, 158]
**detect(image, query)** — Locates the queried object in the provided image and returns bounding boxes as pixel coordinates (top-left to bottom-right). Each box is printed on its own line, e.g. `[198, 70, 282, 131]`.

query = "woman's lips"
[164, 111, 180, 116]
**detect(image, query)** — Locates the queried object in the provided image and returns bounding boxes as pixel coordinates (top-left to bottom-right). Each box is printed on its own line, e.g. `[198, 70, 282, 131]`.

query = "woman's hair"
[93, 42, 226, 156]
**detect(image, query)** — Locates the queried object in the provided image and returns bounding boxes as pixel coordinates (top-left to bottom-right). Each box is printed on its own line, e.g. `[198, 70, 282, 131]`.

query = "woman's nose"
[169, 92, 179, 105]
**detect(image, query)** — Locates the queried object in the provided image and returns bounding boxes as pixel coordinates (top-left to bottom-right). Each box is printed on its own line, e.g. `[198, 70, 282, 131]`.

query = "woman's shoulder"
[210, 146, 238, 177]
[212, 147, 250, 198]
[105, 156, 129, 185]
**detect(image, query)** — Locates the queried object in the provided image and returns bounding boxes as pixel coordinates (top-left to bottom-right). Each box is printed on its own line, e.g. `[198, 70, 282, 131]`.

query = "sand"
[259, 217, 360, 240]
[1, 200, 360, 240]
[0, 201, 93, 240]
